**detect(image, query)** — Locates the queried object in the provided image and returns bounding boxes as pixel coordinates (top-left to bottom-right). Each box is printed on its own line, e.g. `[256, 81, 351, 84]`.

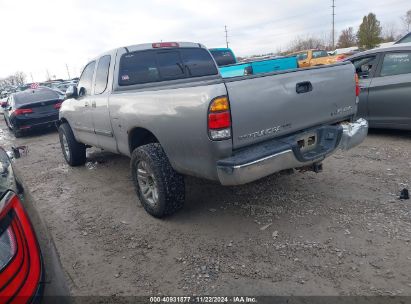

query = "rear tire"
[58, 123, 86, 166]
[131, 143, 185, 218]
[13, 129, 23, 138]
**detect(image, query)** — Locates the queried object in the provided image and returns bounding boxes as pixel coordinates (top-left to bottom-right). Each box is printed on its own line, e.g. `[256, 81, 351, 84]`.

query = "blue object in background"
[209, 48, 298, 78]
[218, 56, 298, 78]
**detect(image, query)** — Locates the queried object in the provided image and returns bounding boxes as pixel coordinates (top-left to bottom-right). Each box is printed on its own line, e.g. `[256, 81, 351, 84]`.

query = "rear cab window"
[118, 47, 218, 86]
[94, 55, 111, 94]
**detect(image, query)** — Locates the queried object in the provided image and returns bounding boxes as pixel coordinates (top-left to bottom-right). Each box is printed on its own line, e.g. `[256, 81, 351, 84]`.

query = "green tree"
[357, 13, 382, 49]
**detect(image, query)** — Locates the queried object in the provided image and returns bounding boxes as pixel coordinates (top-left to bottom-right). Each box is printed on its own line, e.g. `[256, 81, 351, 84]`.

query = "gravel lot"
[0, 119, 410, 297]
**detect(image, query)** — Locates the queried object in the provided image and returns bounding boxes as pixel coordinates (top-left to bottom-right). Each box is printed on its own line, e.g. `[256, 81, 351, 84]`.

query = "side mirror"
[65, 85, 78, 99]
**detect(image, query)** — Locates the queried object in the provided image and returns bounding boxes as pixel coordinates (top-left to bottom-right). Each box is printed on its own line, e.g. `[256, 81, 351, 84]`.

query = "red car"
[0, 148, 69, 303]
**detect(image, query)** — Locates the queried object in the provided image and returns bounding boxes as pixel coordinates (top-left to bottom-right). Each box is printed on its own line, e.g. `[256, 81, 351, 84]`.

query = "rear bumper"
[217, 118, 368, 186]
[12, 113, 59, 130]
[338, 118, 369, 150]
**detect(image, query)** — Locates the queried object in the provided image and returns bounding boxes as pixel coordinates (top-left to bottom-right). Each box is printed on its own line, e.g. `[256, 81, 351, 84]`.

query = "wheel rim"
[62, 133, 70, 161]
[137, 160, 159, 206]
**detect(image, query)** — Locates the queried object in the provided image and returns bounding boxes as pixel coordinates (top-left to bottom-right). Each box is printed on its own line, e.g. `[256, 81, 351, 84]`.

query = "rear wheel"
[13, 129, 23, 138]
[58, 123, 87, 166]
[131, 143, 185, 218]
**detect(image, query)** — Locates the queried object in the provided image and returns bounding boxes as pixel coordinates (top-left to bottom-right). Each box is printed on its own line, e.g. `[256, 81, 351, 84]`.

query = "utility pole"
[65, 64, 71, 79]
[225, 25, 229, 48]
[46, 69, 51, 81]
[30, 73, 34, 83]
[331, 0, 336, 49]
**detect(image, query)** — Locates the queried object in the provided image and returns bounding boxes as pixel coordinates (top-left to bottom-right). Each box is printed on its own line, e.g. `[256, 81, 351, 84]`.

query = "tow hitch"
[298, 162, 323, 173]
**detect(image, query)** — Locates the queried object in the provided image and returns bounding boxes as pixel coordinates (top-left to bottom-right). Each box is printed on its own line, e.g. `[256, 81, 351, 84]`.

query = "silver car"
[346, 43, 411, 130]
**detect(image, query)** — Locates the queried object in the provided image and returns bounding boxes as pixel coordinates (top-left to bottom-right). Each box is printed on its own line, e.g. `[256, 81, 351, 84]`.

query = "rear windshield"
[118, 48, 218, 86]
[14, 88, 59, 106]
[210, 49, 236, 66]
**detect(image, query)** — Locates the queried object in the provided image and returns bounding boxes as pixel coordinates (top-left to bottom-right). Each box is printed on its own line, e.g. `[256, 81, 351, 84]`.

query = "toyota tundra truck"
[58, 41, 368, 218]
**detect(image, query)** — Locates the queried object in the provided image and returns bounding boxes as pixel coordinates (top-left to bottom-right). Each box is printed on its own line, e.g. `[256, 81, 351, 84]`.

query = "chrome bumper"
[337, 118, 368, 150]
[217, 119, 368, 186]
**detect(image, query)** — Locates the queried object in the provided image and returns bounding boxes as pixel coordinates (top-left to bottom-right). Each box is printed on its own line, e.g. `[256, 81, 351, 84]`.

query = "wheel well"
[58, 118, 69, 127]
[128, 128, 159, 154]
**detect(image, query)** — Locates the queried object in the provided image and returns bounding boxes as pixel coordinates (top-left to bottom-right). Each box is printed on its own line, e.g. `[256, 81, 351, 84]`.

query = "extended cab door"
[73, 61, 98, 146]
[91, 53, 117, 152]
[367, 51, 411, 128]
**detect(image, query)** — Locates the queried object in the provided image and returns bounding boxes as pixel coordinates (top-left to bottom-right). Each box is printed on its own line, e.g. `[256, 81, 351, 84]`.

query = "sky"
[0, 0, 410, 81]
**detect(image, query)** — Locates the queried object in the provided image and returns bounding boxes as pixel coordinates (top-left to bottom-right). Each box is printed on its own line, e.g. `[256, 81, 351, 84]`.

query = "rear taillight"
[54, 102, 63, 109]
[152, 42, 179, 48]
[0, 226, 16, 270]
[208, 96, 231, 140]
[13, 108, 33, 116]
[0, 192, 42, 302]
[355, 73, 360, 97]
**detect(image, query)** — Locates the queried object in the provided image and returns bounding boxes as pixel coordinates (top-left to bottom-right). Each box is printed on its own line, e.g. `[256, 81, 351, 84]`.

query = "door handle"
[84, 101, 89, 107]
[296, 81, 313, 94]
[91, 101, 96, 108]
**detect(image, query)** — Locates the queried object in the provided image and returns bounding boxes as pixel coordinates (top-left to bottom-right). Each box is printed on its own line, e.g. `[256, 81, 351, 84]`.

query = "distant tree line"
[0, 71, 27, 89]
[284, 9, 411, 53]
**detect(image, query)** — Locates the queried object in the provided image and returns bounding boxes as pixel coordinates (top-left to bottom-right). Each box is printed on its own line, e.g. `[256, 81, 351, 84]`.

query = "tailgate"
[225, 62, 357, 149]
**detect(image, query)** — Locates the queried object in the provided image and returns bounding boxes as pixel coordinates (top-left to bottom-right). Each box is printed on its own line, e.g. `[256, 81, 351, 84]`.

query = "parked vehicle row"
[57, 41, 367, 218]
[290, 49, 340, 67]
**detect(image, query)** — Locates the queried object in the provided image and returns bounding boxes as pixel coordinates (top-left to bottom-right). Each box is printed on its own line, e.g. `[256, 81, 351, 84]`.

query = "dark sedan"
[3, 87, 63, 138]
[0, 147, 70, 303]
[345, 43, 411, 130]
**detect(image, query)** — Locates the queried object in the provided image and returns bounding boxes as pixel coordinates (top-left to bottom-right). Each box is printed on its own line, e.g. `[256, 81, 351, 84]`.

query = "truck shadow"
[16, 126, 58, 139]
[177, 170, 308, 222]
[367, 128, 411, 140]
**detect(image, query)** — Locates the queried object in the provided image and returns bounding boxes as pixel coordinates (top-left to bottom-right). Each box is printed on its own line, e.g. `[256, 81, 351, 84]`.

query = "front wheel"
[58, 123, 87, 166]
[131, 143, 185, 218]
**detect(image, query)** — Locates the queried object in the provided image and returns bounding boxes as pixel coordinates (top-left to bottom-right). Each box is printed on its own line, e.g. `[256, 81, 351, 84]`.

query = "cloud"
[0, 0, 409, 80]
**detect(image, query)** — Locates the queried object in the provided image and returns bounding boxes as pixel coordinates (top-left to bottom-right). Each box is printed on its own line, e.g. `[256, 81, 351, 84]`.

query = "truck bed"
[224, 62, 357, 149]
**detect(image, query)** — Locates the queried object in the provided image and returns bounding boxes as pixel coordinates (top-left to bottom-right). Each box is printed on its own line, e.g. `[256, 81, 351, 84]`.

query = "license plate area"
[297, 132, 317, 152]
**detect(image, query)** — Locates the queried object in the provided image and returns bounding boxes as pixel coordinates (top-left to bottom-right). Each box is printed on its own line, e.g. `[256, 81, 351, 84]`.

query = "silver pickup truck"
[59, 41, 368, 217]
